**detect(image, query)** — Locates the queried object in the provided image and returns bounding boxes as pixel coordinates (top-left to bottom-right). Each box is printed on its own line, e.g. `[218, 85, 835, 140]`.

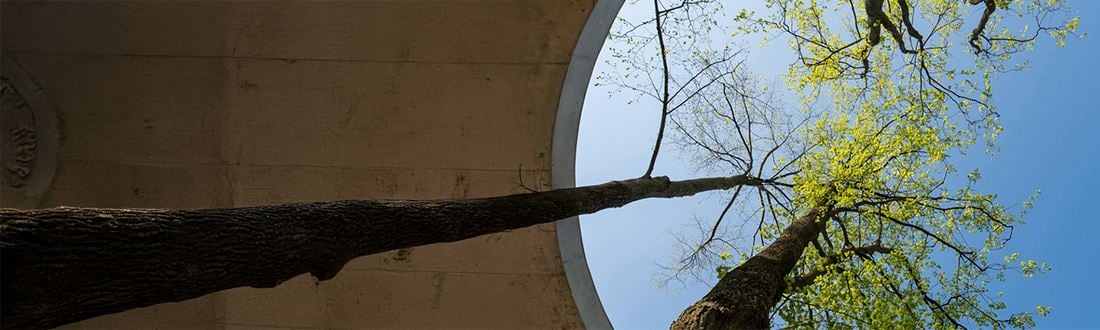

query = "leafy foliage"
[743, 0, 1075, 328]
[603, 0, 1078, 328]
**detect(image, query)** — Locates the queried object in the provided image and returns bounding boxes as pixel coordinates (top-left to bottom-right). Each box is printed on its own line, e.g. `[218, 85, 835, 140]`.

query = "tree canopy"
[603, 0, 1079, 328]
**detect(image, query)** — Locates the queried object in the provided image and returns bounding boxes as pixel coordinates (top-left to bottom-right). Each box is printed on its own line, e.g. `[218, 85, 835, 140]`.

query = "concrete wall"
[1, 1, 604, 329]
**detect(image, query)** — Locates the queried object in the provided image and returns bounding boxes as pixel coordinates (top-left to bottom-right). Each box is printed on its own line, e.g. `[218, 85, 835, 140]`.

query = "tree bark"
[0, 175, 762, 329]
[671, 207, 827, 330]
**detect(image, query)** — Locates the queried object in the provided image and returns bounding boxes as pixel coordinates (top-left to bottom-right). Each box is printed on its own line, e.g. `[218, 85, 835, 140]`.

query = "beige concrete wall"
[2, 1, 597, 328]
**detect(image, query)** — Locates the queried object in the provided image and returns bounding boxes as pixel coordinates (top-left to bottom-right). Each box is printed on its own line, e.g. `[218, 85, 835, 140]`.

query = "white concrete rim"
[552, 0, 624, 329]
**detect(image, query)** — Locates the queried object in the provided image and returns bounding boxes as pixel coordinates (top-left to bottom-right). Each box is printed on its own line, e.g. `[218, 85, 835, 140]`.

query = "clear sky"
[577, 1, 1100, 328]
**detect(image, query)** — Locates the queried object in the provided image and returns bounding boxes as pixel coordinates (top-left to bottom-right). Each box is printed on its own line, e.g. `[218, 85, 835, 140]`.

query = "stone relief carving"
[2, 80, 39, 188]
[1, 55, 59, 208]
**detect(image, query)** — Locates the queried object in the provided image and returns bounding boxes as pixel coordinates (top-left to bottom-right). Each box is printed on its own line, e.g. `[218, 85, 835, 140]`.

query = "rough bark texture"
[671, 207, 827, 330]
[0, 175, 760, 329]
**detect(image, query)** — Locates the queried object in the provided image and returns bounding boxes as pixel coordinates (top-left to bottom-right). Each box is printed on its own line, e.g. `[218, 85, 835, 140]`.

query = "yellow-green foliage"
[722, 0, 1076, 328]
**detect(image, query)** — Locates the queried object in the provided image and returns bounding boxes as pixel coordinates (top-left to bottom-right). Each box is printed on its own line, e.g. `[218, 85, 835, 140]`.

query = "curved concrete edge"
[552, 0, 624, 329]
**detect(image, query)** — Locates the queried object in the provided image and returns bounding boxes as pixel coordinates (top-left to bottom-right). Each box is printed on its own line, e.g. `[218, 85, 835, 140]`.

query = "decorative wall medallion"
[2, 79, 37, 187]
[1, 55, 59, 208]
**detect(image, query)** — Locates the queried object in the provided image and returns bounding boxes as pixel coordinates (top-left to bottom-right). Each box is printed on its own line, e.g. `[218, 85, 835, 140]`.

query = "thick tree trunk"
[671, 207, 827, 330]
[0, 175, 761, 329]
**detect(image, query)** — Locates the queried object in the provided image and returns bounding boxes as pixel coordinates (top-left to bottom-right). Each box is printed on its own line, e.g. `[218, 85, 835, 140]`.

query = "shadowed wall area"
[0, 1, 612, 328]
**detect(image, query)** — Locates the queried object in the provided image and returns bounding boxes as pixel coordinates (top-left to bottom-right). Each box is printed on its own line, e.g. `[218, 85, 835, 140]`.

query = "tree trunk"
[671, 207, 827, 330]
[0, 175, 761, 329]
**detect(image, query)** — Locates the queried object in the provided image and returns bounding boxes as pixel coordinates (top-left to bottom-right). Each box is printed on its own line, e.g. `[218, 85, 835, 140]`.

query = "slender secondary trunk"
[0, 175, 761, 329]
[671, 206, 827, 330]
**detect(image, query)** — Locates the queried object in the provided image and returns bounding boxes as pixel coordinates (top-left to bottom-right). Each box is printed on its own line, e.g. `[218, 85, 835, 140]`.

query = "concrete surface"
[1, 1, 609, 329]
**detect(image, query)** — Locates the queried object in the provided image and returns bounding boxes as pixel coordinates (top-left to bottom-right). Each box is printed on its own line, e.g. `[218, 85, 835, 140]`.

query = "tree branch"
[644, 0, 673, 178]
[790, 244, 893, 290]
[1, 175, 764, 329]
[969, 0, 997, 54]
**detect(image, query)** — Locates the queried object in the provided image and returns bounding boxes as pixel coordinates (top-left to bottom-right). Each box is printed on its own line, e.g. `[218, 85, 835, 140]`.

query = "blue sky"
[577, 1, 1100, 328]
